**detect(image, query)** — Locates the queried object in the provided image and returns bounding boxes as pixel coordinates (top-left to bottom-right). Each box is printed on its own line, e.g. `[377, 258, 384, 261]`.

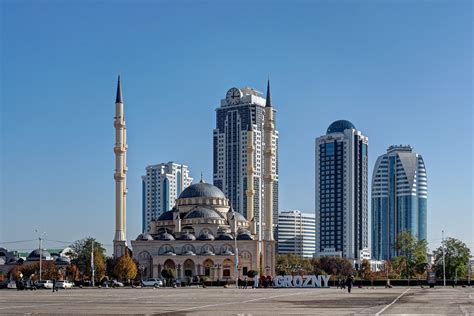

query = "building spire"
[265, 79, 272, 108]
[200, 172, 205, 183]
[116, 75, 123, 104]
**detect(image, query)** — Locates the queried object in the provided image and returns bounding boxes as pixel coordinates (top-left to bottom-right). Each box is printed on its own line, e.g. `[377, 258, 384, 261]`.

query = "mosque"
[111, 76, 276, 282]
[131, 178, 275, 282]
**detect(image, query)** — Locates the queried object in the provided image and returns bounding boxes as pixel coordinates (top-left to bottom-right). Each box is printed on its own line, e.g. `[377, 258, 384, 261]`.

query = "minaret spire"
[265, 79, 272, 108]
[113, 75, 128, 258]
[116, 75, 123, 104]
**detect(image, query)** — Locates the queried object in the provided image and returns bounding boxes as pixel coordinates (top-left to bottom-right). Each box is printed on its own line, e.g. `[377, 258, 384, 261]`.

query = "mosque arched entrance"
[183, 259, 195, 278]
[203, 259, 214, 277]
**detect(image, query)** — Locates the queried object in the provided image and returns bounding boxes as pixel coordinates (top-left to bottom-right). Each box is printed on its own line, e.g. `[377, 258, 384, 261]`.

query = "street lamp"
[35, 230, 46, 281]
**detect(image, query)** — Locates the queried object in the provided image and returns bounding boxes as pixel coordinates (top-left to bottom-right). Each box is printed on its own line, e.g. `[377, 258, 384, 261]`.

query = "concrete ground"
[0, 286, 472, 315]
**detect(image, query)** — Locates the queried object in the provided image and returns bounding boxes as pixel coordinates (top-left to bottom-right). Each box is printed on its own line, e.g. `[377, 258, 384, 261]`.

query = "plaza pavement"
[0, 286, 472, 315]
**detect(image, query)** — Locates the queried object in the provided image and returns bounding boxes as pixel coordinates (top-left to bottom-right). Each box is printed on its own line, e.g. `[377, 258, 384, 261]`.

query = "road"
[0, 286, 472, 315]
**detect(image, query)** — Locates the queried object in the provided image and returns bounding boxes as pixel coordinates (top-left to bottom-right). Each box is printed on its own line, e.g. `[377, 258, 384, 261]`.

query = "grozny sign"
[273, 275, 331, 288]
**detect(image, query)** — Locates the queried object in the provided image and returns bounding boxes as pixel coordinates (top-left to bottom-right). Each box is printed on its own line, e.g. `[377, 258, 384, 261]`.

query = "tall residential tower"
[315, 120, 369, 260]
[113, 75, 128, 257]
[213, 82, 279, 238]
[371, 145, 428, 260]
[141, 162, 193, 233]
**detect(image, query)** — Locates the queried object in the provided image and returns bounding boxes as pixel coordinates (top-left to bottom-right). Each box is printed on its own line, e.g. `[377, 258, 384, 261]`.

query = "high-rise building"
[371, 145, 427, 260]
[315, 120, 369, 260]
[213, 82, 279, 238]
[277, 210, 316, 258]
[141, 162, 193, 233]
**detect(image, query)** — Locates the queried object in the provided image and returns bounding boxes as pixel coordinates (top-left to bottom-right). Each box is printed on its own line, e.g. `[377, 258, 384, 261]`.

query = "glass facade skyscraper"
[371, 145, 428, 260]
[315, 120, 369, 260]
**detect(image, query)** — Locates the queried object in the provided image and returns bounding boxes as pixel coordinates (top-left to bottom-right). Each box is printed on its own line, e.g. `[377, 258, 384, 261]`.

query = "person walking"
[345, 275, 354, 293]
[52, 279, 56, 293]
[243, 276, 248, 289]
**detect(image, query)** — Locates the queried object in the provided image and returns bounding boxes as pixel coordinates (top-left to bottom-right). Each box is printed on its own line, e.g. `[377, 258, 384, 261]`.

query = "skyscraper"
[315, 120, 369, 260]
[277, 210, 316, 258]
[213, 82, 279, 238]
[113, 75, 128, 258]
[141, 162, 193, 233]
[371, 145, 428, 260]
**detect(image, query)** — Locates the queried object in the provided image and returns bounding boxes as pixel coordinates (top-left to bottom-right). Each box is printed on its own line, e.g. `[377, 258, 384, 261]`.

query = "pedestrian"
[345, 275, 354, 293]
[52, 279, 56, 292]
[244, 276, 248, 289]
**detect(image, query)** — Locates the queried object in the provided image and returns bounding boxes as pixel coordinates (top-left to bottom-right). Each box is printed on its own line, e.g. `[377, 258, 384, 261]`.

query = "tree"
[360, 259, 372, 279]
[318, 256, 353, 277]
[433, 237, 471, 280]
[113, 255, 137, 282]
[276, 254, 313, 275]
[393, 231, 428, 278]
[69, 237, 106, 280]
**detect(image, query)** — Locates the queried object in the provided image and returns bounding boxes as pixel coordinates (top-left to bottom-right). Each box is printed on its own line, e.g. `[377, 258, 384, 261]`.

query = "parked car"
[56, 280, 74, 289]
[141, 278, 163, 287]
[103, 280, 124, 288]
[7, 280, 17, 289]
[35, 280, 53, 289]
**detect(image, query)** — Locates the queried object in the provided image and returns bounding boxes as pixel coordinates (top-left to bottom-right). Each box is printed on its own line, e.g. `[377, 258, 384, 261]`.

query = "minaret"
[263, 79, 275, 241]
[113, 75, 128, 257]
[246, 122, 256, 234]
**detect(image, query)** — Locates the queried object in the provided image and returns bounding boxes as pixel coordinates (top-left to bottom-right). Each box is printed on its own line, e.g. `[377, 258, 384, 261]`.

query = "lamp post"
[442, 230, 446, 287]
[35, 230, 46, 281]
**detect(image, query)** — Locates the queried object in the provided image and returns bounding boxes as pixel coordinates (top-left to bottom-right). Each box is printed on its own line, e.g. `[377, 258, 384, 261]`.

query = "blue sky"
[1, 0, 472, 255]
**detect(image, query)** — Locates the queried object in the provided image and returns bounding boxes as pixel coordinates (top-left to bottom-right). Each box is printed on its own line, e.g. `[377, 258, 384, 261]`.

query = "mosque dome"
[326, 120, 356, 134]
[157, 211, 177, 221]
[136, 233, 154, 241]
[185, 207, 223, 220]
[179, 181, 226, 199]
[216, 233, 234, 240]
[179, 232, 196, 241]
[155, 232, 175, 241]
[237, 230, 253, 240]
[226, 209, 247, 222]
[197, 232, 215, 241]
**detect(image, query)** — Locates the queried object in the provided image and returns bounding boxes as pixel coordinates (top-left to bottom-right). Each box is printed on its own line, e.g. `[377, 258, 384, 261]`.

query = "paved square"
[0, 286, 472, 315]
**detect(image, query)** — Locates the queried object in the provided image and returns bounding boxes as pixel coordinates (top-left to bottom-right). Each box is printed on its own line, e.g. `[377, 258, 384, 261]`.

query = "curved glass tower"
[371, 145, 428, 260]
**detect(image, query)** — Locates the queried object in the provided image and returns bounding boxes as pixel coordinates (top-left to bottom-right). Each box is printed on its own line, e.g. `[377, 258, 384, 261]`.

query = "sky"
[1, 0, 472, 256]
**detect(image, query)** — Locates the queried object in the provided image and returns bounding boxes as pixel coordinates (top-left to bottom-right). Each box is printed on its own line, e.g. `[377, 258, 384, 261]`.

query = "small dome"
[197, 232, 215, 241]
[155, 232, 175, 241]
[179, 233, 196, 241]
[226, 210, 247, 222]
[216, 233, 234, 240]
[221, 249, 234, 256]
[237, 231, 253, 240]
[157, 211, 177, 221]
[179, 182, 226, 199]
[136, 233, 154, 241]
[201, 249, 215, 256]
[326, 120, 356, 134]
[185, 207, 223, 220]
[27, 249, 51, 260]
